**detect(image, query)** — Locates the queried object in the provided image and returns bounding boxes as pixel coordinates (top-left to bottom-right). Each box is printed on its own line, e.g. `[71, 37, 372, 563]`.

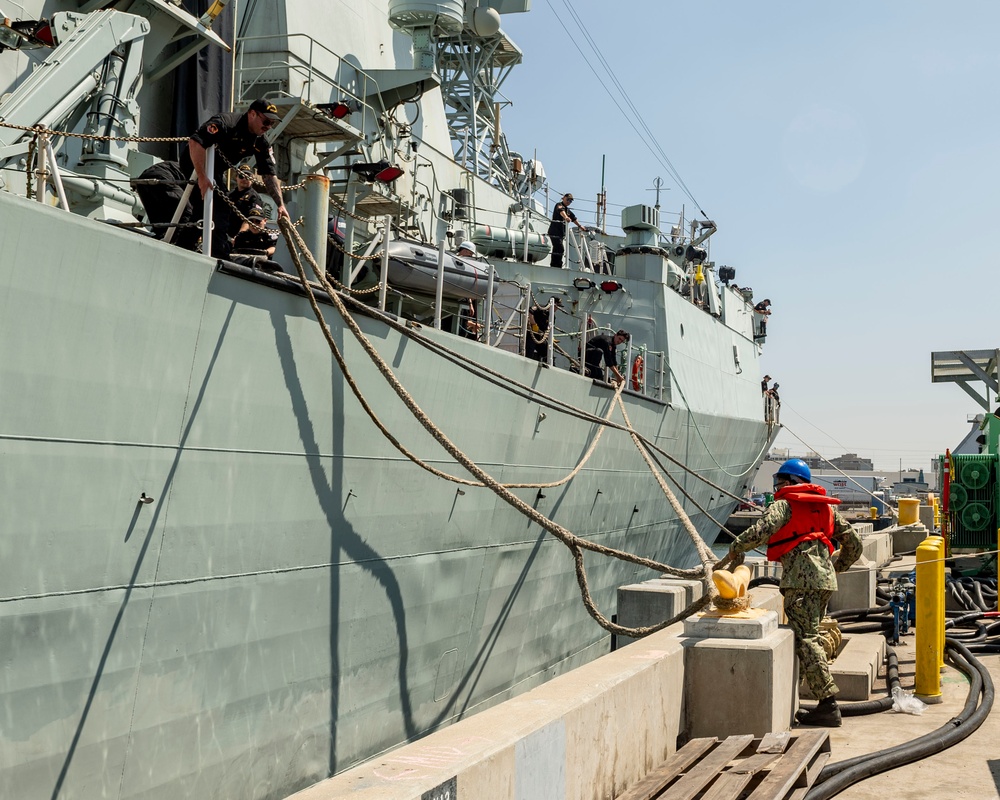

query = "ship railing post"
[202, 144, 215, 258]
[625, 339, 633, 389]
[523, 207, 530, 263]
[342, 178, 358, 289]
[378, 214, 391, 312]
[434, 238, 446, 330]
[34, 131, 48, 204]
[39, 136, 70, 212]
[303, 173, 330, 268]
[520, 282, 531, 356]
[546, 297, 555, 366]
[658, 352, 665, 401]
[579, 313, 588, 376]
[485, 261, 495, 346]
[639, 345, 647, 396]
[163, 170, 197, 244]
[581, 230, 596, 272]
[569, 227, 586, 271]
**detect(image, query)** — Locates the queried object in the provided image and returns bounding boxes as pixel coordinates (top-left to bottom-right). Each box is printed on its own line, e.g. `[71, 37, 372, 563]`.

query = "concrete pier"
[681, 608, 797, 738]
[289, 628, 686, 799]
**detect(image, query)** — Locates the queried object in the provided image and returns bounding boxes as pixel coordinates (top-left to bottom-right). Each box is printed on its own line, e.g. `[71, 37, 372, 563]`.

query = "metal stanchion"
[201, 145, 215, 257]
[914, 535, 943, 703]
[546, 297, 555, 366]
[378, 215, 391, 312]
[434, 239, 446, 329]
[520, 282, 531, 356]
[303, 174, 330, 267]
[484, 262, 495, 346]
[44, 140, 70, 212]
[164, 170, 197, 244]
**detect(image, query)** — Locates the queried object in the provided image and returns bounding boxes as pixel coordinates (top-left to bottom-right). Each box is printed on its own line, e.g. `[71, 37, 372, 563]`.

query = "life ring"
[631, 355, 644, 392]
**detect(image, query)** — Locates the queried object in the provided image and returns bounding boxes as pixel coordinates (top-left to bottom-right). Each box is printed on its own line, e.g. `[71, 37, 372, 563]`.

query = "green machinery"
[931, 349, 1000, 549]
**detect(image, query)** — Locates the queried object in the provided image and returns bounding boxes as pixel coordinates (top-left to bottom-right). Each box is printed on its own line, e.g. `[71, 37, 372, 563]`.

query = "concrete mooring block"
[800, 633, 886, 701]
[888, 523, 931, 555]
[859, 532, 892, 566]
[828, 557, 876, 613]
[617, 577, 704, 647]
[681, 609, 797, 738]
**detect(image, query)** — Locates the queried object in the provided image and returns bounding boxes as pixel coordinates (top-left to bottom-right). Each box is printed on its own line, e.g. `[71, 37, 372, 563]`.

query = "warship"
[0, 1, 778, 797]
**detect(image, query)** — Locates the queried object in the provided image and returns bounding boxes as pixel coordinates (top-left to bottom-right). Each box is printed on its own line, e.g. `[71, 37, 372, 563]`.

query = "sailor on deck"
[584, 329, 629, 384]
[547, 193, 587, 269]
[181, 99, 289, 258]
[525, 297, 563, 361]
[728, 458, 862, 727]
[227, 166, 262, 238]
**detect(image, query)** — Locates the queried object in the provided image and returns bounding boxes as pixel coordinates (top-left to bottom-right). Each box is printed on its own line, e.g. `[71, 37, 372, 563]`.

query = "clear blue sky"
[499, 0, 999, 470]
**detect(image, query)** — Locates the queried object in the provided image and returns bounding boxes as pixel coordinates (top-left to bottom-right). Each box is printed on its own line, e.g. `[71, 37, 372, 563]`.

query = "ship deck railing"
[233, 33, 387, 139]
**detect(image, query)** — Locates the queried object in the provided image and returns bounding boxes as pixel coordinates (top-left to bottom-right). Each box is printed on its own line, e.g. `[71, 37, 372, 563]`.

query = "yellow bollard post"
[899, 498, 920, 525]
[929, 535, 946, 671]
[869, 506, 878, 520]
[915, 536, 943, 702]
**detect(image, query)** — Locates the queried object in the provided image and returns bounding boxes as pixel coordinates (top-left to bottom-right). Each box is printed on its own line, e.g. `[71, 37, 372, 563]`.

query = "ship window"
[680, 323, 685, 337]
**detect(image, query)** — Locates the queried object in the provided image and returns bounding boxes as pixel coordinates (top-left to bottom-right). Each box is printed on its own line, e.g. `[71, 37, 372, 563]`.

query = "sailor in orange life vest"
[728, 458, 862, 727]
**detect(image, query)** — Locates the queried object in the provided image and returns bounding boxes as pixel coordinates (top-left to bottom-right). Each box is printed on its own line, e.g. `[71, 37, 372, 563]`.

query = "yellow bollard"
[898, 497, 920, 525]
[870, 506, 878, 520]
[914, 536, 943, 702]
[929, 535, 946, 671]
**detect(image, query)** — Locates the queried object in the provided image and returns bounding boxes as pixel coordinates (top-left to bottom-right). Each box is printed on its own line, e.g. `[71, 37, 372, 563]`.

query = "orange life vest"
[766, 483, 840, 562]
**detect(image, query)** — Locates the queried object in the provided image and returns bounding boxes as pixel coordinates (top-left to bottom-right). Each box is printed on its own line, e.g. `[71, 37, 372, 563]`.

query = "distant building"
[803, 452, 874, 471]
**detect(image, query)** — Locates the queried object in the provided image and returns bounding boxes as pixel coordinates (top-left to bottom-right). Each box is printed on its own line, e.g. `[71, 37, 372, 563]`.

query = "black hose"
[944, 622, 987, 642]
[945, 610, 990, 628]
[837, 621, 892, 634]
[804, 639, 994, 799]
[960, 578, 990, 612]
[748, 576, 780, 589]
[839, 648, 900, 717]
[962, 642, 1000, 654]
[829, 604, 890, 620]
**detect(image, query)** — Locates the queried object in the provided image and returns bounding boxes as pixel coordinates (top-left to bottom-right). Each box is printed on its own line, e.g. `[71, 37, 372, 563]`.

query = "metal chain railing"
[0, 119, 186, 143]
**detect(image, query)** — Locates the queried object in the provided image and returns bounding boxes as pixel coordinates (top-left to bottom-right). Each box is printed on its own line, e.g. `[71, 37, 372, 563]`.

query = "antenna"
[647, 176, 667, 210]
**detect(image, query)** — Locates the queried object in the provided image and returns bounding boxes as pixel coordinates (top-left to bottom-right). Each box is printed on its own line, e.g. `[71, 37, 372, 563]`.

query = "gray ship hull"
[1, 191, 769, 798]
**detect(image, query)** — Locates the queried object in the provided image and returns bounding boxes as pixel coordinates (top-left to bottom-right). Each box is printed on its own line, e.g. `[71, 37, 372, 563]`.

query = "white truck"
[811, 473, 889, 505]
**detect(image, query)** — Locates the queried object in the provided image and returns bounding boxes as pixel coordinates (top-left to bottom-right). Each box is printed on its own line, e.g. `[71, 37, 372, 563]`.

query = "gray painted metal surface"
[0, 2, 777, 799]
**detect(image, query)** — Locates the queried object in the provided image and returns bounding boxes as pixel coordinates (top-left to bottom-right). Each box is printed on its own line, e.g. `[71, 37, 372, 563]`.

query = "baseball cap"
[248, 204, 266, 221]
[248, 99, 280, 121]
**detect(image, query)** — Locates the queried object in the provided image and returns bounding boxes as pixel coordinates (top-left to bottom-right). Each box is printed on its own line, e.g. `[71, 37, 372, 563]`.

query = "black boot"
[795, 696, 841, 727]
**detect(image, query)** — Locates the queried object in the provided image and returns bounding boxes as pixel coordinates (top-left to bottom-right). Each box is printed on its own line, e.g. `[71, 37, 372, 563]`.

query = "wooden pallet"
[617, 729, 830, 800]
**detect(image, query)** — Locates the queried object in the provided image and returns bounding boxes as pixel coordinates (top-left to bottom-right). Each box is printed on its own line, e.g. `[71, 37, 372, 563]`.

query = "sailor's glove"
[727, 546, 745, 568]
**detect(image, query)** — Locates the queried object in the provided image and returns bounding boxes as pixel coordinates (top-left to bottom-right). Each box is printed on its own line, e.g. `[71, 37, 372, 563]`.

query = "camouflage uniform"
[730, 499, 862, 699]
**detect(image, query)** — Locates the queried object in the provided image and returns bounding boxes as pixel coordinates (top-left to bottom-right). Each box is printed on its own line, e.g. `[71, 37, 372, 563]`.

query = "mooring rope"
[278, 217, 725, 636]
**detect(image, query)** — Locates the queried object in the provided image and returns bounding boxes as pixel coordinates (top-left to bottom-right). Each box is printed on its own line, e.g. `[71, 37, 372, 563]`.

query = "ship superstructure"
[0, 2, 777, 798]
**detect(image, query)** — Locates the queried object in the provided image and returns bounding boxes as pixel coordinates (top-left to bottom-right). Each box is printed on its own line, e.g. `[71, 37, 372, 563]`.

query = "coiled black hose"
[804, 638, 994, 800]
[837, 620, 892, 634]
[838, 647, 900, 717]
[829, 604, 890, 620]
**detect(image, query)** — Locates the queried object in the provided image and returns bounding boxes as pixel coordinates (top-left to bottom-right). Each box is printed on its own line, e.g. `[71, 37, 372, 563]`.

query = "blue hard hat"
[775, 458, 811, 483]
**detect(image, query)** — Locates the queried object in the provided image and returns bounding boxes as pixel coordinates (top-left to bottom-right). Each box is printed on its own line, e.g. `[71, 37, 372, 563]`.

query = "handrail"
[234, 33, 385, 116]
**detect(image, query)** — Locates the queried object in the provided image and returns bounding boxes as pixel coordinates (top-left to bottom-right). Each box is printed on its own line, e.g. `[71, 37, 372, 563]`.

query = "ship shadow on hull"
[267, 296, 562, 780]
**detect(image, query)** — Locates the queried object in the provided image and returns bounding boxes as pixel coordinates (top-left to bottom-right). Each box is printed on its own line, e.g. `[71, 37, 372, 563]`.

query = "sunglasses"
[258, 113, 276, 129]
